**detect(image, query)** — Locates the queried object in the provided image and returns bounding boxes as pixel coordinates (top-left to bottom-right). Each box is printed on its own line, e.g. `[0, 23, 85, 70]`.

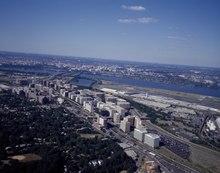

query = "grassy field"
[97, 81, 220, 173]
[80, 133, 102, 139]
[156, 146, 220, 173]
[156, 147, 193, 167]
[190, 145, 220, 173]
[97, 81, 220, 109]
[9, 153, 42, 162]
[157, 119, 195, 132]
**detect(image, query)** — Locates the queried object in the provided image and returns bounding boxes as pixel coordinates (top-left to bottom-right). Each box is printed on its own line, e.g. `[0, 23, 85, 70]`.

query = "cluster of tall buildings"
[73, 90, 133, 127]
[12, 79, 160, 149]
[119, 115, 142, 133]
[12, 80, 53, 104]
[12, 79, 78, 105]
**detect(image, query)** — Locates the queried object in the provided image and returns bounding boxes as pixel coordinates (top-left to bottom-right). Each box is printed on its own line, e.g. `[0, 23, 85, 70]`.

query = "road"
[110, 127, 199, 173]
[132, 108, 220, 156]
[62, 93, 200, 173]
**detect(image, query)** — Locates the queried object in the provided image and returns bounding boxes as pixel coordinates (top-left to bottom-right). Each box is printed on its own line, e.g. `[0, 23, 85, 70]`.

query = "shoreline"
[80, 73, 220, 98]
[95, 80, 220, 110]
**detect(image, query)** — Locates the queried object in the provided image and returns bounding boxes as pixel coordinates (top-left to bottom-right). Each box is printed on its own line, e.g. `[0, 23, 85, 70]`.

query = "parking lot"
[160, 135, 190, 159]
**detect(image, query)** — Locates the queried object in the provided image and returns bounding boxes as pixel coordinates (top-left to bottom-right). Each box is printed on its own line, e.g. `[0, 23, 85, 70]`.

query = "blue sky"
[0, 0, 219, 67]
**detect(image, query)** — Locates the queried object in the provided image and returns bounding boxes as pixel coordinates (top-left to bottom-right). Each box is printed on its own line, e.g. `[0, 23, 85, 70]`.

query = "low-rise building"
[57, 97, 64, 104]
[35, 84, 43, 91]
[207, 120, 216, 131]
[117, 101, 130, 109]
[60, 88, 66, 95]
[139, 160, 161, 173]
[105, 95, 117, 103]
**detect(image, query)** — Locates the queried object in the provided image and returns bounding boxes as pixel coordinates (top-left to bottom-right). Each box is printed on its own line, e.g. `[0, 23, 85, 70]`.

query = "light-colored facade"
[35, 84, 43, 91]
[113, 112, 121, 124]
[120, 120, 130, 133]
[216, 117, 220, 129]
[105, 96, 117, 103]
[144, 133, 160, 148]
[97, 101, 105, 109]
[134, 116, 142, 128]
[124, 116, 135, 126]
[75, 95, 80, 103]
[84, 101, 94, 113]
[106, 107, 117, 117]
[117, 101, 130, 109]
[133, 128, 148, 142]
[62, 91, 69, 97]
[57, 97, 64, 104]
[115, 106, 126, 117]
[70, 94, 76, 100]
[98, 116, 107, 127]
[79, 96, 87, 105]
[60, 88, 66, 95]
[43, 86, 50, 92]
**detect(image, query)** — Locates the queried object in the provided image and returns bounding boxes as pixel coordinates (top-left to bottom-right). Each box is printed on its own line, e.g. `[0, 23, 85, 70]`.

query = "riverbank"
[80, 73, 220, 98]
[95, 80, 220, 110]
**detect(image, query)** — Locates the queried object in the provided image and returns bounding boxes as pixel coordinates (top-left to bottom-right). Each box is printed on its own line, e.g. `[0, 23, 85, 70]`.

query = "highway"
[109, 128, 172, 173]
[61, 93, 200, 173]
[132, 108, 220, 156]
[110, 127, 199, 173]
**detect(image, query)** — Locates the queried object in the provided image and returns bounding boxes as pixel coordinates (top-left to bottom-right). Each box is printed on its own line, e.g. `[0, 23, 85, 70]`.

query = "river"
[80, 73, 220, 98]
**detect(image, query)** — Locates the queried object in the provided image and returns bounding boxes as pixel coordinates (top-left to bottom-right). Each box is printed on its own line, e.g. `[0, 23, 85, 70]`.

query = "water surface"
[81, 73, 220, 98]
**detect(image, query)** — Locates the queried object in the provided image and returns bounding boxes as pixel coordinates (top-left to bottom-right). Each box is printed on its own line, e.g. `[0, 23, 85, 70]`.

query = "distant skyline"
[0, 0, 220, 67]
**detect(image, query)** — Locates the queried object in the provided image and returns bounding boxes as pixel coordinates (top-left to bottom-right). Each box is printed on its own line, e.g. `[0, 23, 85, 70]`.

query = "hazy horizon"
[2, 50, 220, 69]
[0, 0, 219, 67]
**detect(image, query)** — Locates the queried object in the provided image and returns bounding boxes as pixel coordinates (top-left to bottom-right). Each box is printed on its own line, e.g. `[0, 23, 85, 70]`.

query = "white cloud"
[118, 17, 158, 24]
[137, 17, 158, 24]
[118, 19, 137, 24]
[121, 5, 145, 11]
[167, 36, 188, 41]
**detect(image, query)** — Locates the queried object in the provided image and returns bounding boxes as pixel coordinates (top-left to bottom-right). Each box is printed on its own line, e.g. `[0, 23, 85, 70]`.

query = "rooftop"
[145, 133, 160, 139]
[134, 128, 147, 133]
